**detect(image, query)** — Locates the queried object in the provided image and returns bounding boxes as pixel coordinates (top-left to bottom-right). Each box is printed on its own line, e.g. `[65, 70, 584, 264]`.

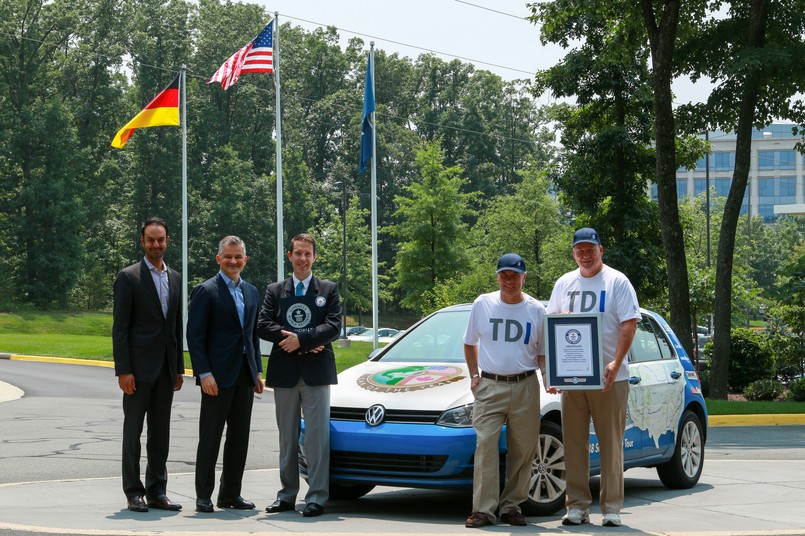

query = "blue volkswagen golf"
[299, 304, 707, 515]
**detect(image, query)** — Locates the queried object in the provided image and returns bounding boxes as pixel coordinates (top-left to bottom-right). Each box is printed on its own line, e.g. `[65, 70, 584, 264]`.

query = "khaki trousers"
[561, 380, 629, 515]
[471, 374, 540, 521]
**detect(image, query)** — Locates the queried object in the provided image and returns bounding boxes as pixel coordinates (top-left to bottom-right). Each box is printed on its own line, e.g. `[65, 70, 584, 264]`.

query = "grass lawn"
[0, 312, 382, 374]
[705, 399, 804, 415]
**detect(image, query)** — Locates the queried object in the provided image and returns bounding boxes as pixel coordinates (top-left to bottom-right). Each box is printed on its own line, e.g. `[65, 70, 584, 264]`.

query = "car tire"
[520, 419, 566, 516]
[329, 483, 375, 500]
[656, 410, 705, 489]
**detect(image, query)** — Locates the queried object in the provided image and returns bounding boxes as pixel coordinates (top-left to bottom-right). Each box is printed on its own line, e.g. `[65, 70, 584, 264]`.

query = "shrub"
[790, 377, 805, 402]
[727, 328, 774, 393]
[744, 379, 784, 401]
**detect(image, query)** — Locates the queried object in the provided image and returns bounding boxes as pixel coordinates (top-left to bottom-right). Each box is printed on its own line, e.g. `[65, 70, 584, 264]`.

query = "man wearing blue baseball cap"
[462, 253, 549, 528]
[547, 228, 640, 528]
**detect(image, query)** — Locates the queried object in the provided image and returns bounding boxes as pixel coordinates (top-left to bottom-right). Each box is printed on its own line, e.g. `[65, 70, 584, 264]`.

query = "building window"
[758, 204, 776, 223]
[759, 177, 776, 197]
[759, 151, 797, 170]
[758, 176, 797, 202]
[713, 152, 735, 171]
[676, 179, 687, 198]
[694, 179, 706, 196]
[714, 178, 732, 197]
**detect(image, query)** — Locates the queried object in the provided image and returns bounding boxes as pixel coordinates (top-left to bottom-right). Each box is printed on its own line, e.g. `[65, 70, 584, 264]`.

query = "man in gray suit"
[258, 233, 341, 518]
[187, 236, 264, 513]
[113, 217, 184, 513]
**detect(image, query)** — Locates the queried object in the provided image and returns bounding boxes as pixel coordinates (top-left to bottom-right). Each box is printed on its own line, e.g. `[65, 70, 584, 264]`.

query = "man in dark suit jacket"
[258, 233, 341, 518]
[113, 217, 184, 513]
[187, 235, 264, 513]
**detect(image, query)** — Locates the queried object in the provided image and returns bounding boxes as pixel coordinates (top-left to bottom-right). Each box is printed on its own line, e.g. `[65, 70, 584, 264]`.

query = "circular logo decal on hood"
[357, 365, 464, 392]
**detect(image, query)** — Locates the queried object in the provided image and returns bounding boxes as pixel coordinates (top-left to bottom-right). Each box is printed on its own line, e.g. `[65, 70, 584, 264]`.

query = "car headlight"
[437, 404, 474, 427]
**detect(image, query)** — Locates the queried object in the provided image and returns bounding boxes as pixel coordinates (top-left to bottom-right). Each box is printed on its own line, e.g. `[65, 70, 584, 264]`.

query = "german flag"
[111, 74, 180, 148]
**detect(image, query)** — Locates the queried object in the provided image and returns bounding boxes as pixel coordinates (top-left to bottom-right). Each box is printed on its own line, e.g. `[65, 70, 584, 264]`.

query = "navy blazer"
[112, 259, 184, 382]
[257, 276, 341, 388]
[187, 274, 262, 389]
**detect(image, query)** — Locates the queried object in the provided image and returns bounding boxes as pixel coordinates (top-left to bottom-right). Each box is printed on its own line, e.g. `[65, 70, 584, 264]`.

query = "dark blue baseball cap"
[496, 253, 526, 273]
[573, 227, 601, 246]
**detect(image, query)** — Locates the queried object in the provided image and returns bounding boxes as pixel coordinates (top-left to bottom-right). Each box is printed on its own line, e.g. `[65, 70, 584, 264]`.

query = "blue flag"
[359, 54, 375, 174]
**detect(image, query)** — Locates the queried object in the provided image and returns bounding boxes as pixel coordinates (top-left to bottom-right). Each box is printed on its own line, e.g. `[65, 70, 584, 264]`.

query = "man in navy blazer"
[113, 217, 184, 513]
[258, 233, 341, 518]
[187, 236, 264, 513]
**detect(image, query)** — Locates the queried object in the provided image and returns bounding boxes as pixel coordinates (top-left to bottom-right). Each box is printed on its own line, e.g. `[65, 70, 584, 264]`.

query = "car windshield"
[378, 309, 470, 363]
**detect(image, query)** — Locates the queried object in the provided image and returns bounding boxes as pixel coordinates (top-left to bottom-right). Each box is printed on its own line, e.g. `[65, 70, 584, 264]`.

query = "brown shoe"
[465, 512, 492, 528]
[500, 509, 527, 526]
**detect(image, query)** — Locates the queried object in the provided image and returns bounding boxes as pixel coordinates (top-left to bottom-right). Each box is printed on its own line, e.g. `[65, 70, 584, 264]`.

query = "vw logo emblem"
[365, 404, 386, 426]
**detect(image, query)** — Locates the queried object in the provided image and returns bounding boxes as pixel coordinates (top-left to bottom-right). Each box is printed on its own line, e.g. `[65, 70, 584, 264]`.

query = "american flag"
[208, 22, 273, 90]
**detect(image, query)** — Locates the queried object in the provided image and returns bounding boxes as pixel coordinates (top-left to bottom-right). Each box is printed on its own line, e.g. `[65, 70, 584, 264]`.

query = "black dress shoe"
[127, 496, 148, 513]
[147, 494, 182, 511]
[302, 502, 324, 517]
[265, 499, 295, 513]
[195, 498, 214, 513]
[217, 496, 255, 510]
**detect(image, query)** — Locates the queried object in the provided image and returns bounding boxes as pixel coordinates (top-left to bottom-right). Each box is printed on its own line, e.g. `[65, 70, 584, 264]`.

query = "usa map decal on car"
[357, 365, 465, 392]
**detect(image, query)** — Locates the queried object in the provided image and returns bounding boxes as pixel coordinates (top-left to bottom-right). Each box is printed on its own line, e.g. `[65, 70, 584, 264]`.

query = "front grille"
[331, 406, 442, 424]
[331, 450, 448, 473]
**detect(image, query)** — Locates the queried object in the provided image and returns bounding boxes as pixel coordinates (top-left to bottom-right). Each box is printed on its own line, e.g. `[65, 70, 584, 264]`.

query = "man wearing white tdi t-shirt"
[462, 253, 548, 528]
[547, 228, 640, 528]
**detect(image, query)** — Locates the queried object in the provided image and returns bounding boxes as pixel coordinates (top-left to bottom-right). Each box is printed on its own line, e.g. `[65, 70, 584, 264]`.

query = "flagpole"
[274, 13, 284, 281]
[180, 65, 189, 351]
[369, 43, 379, 350]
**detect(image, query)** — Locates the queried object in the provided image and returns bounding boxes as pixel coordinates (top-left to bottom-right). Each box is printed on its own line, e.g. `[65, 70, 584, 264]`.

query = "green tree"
[391, 141, 476, 313]
[676, 0, 805, 399]
[0, 0, 88, 307]
[116, 0, 192, 271]
[425, 165, 569, 313]
[315, 195, 379, 325]
[530, 0, 666, 305]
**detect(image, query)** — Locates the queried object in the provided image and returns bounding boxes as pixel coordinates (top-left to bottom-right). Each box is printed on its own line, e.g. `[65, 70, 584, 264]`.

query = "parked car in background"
[341, 326, 369, 338]
[301, 304, 708, 515]
[348, 328, 401, 344]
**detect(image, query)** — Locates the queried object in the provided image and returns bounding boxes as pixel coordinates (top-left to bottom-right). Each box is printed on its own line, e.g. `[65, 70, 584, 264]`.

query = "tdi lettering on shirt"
[489, 318, 532, 345]
[565, 290, 607, 313]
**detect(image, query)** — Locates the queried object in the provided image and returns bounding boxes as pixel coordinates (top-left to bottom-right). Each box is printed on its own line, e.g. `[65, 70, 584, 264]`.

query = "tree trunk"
[641, 0, 694, 359]
[709, 0, 768, 399]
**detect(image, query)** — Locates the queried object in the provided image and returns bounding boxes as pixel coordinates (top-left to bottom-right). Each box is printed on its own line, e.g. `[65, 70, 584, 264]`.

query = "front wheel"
[521, 420, 566, 516]
[656, 410, 704, 489]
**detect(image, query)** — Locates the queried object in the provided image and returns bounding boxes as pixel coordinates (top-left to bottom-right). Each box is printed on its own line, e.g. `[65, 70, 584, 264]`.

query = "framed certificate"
[544, 314, 604, 390]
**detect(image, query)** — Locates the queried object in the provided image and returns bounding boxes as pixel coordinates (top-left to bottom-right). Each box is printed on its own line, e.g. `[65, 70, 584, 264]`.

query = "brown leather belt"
[480, 370, 536, 382]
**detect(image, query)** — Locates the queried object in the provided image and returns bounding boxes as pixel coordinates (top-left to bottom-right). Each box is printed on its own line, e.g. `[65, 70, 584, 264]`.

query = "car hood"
[332, 361, 474, 410]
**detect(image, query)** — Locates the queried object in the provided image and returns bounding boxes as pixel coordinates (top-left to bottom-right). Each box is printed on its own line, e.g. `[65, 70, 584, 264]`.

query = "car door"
[626, 313, 687, 461]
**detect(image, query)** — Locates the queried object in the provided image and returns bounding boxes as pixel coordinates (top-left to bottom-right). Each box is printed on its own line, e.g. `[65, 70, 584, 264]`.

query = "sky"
[257, 0, 713, 106]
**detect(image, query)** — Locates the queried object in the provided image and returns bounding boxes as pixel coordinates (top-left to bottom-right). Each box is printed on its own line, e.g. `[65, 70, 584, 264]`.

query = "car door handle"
[629, 376, 641, 385]
[670, 371, 682, 380]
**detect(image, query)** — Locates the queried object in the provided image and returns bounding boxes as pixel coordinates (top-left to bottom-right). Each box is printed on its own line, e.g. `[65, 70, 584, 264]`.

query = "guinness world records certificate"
[544, 314, 604, 390]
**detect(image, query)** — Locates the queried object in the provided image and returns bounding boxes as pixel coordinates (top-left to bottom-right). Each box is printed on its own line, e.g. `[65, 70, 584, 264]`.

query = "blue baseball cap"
[573, 227, 601, 246]
[496, 253, 526, 274]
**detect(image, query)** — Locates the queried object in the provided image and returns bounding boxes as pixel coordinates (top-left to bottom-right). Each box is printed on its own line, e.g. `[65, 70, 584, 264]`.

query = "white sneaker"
[561, 509, 590, 525]
[602, 513, 622, 527]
